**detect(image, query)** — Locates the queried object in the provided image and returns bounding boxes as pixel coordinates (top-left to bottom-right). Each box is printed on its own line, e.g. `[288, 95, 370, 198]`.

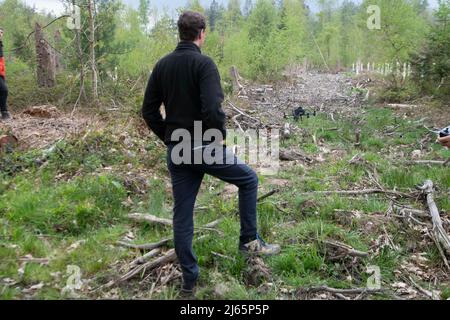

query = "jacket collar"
[175, 41, 201, 54]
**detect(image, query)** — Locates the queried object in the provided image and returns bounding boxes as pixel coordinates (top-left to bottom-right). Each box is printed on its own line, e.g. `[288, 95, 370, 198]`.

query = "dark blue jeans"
[167, 143, 258, 287]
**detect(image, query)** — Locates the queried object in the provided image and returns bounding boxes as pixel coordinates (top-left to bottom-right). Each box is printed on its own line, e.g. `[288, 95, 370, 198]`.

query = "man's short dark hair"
[177, 11, 206, 42]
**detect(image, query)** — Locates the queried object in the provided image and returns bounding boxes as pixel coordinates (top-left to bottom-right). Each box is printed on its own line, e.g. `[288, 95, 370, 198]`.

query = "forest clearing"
[0, 0, 449, 302]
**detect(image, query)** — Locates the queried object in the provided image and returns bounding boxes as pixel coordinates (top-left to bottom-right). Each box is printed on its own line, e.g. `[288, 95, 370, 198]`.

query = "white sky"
[23, 0, 66, 15]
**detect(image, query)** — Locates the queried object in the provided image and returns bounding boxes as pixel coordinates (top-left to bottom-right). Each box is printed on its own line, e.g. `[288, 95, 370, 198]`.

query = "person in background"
[0, 27, 11, 121]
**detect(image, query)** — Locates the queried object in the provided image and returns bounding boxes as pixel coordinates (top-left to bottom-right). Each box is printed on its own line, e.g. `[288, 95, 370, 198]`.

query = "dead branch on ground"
[128, 213, 173, 227]
[418, 180, 450, 256]
[299, 189, 416, 199]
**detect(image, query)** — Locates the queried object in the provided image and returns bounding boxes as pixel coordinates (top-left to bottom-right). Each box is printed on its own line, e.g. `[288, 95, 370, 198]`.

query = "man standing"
[142, 11, 280, 296]
[0, 27, 11, 120]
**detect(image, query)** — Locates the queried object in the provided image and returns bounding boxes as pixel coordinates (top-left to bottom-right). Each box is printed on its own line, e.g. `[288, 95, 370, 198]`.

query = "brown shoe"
[240, 235, 281, 256]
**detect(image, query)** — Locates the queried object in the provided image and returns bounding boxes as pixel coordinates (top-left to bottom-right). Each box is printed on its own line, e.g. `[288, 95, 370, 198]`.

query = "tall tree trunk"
[34, 23, 56, 88]
[73, 0, 86, 108]
[88, 0, 99, 102]
[53, 30, 62, 72]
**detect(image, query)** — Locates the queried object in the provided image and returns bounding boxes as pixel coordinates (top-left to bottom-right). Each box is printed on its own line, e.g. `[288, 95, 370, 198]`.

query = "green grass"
[1, 106, 449, 300]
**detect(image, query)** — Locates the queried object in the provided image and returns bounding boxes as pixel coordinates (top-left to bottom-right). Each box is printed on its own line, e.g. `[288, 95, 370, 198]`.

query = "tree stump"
[34, 23, 56, 88]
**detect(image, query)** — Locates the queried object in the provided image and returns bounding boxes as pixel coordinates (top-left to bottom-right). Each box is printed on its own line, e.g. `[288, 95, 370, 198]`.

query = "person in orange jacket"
[0, 27, 11, 120]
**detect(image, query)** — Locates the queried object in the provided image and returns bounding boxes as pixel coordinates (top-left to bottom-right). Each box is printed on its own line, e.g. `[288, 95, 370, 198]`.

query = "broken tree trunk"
[34, 23, 56, 88]
[418, 180, 450, 255]
[230, 66, 246, 95]
[53, 30, 62, 71]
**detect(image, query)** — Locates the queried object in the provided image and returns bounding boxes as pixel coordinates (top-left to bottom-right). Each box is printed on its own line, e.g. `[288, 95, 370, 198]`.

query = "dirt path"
[0, 106, 104, 150]
[228, 71, 369, 129]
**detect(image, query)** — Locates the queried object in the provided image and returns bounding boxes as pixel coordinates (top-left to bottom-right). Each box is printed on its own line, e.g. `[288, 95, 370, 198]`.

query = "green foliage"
[0, 174, 127, 236]
[0, 0, 442, 102]
[411, 0, 450, 99]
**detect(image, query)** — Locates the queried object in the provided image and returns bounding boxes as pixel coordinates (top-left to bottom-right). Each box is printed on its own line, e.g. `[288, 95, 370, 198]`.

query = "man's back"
[142, 41, 227, 144]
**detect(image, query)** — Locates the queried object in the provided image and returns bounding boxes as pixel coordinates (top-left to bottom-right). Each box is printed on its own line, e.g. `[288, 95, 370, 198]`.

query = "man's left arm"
[142, 66, 166, 142]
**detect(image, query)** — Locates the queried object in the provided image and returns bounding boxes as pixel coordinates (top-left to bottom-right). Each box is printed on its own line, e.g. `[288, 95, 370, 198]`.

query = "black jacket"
[142, 41, 227, 144]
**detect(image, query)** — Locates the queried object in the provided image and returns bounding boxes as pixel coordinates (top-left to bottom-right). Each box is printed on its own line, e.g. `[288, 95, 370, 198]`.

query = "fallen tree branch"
[299, 285, 384, 296]
[258, 189, 280, 202]
[109, 233, 215, 288]
[418, 180, 450, 256]
[117, 219, 223, 251]
[227, 100, 262, 125]
[117, 238, 172, 251]
[299, 189, 415, 198]
[428, 230, 450, 270]
[212, 251, 236, 262]
[128, 213, 173, 227]
[130, 248, 161, 267]
[407, 160, 448, 166]
[322, 239, 369, 259]
[391, 204, 429, 218]
[108, 249, 177, 287]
